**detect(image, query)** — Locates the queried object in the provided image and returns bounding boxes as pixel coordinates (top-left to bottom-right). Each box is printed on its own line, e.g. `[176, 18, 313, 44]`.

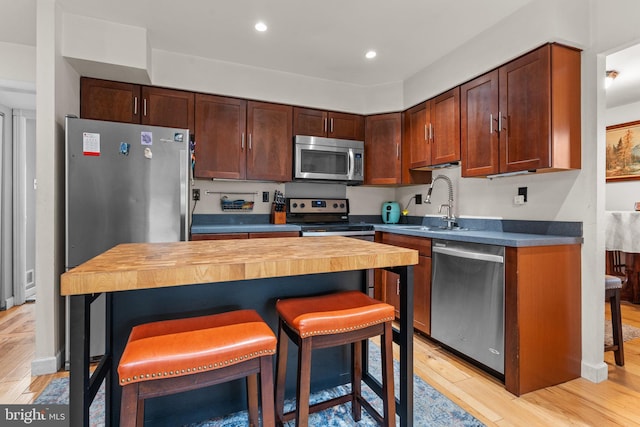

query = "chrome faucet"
[425, 175, 456, 229]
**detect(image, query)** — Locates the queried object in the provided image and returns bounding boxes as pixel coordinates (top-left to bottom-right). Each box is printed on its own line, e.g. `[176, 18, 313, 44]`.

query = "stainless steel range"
[286, 197, 375, 295]
[286, 198, 375, 238]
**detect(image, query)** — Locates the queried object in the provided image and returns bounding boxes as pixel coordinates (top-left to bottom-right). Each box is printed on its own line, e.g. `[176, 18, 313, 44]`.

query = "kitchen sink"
[393, 225, 469, 232]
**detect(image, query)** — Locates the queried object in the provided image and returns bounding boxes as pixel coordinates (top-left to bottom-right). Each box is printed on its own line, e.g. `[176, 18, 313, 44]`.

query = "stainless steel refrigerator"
[64, 116, 190, 362]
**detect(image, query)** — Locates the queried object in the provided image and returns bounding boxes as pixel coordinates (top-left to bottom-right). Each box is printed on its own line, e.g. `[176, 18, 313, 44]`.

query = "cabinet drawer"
[379, 233, 431, 256]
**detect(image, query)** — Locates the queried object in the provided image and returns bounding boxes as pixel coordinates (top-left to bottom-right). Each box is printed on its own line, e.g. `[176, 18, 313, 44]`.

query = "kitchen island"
[61, 236, 418, 426]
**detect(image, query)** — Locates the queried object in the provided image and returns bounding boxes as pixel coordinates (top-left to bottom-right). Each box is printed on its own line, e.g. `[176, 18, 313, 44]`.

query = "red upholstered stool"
[274, 290, 396, 427]
[118, 309, 277, 427]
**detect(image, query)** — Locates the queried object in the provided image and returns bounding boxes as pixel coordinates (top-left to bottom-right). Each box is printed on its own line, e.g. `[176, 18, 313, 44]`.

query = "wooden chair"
[605, 274, 625, 366]
[118, 309, 277, 427]
[274, 290, 396, 427]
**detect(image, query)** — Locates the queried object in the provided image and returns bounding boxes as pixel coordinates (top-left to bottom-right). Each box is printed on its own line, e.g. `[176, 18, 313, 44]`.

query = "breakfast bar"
[61, 236, 418, 426]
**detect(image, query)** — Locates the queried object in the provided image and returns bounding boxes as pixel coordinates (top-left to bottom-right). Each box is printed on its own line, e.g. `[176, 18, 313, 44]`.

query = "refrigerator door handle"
[180, 149, 188, 241]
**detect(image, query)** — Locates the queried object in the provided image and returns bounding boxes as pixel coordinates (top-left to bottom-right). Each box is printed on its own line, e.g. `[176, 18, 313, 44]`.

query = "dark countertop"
[374, 224, 583, 247]
[190, 214, 583, 247]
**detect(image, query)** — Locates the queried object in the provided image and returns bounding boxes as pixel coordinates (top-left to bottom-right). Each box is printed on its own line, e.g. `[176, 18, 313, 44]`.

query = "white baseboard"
[3, 297, 14, 310]
[31, 350, 63, 376]
[581, 360, 608, 383]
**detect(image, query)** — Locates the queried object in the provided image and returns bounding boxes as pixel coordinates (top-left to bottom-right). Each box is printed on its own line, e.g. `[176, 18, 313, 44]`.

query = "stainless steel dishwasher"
[430, 239, 505, 375]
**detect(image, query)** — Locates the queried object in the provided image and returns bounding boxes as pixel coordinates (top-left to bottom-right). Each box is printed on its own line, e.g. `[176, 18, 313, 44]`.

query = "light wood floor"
[2, 301, 640, 425]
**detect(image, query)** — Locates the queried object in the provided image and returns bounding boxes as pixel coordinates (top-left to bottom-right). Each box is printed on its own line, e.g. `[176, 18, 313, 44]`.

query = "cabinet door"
[246, 101, 293, 182]
[141, 86, 195, 134]
[194, 94, 247, 179]
[382, 270, 401, 319]
[431, 87, 461, 165]
[328, 111, 365, 140]
[499, 45, 550, 172]
[80, 77, 141, 123]
[405, 102, 429, 169]
[365, 113, 402, 185]
[293, 107, 328, 137]
[461, 70, 500, 177]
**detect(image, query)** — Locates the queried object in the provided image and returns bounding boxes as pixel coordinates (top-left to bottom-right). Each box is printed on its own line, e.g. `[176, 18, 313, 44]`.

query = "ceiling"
[0, 0, 636, 110]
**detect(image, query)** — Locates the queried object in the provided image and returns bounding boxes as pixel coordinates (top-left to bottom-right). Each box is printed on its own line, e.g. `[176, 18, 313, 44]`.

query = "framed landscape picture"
[606, 120, 640, 181]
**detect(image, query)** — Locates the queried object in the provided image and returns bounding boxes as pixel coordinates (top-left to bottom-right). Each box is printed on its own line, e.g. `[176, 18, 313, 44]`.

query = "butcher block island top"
[61, 236, 419, 295]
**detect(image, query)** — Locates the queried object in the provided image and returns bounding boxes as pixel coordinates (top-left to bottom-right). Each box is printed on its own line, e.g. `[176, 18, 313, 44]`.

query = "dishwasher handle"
[432, 245, 504, 264]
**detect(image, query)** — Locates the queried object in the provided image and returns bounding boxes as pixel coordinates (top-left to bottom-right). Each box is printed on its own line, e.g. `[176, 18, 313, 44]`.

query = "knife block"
[271, 204, 286, 224]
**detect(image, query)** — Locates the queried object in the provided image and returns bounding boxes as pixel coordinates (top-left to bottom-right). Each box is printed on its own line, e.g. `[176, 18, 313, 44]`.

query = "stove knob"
[300, 203, 305, 208]
[340, 203, 345, 208]
[333, 203, 338, 209]
[292, 203, 298, 208]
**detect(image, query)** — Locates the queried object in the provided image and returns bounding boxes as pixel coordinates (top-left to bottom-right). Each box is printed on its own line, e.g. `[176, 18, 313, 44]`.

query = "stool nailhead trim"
[120, 348, 276, 383]
[292, 316, 395, 338]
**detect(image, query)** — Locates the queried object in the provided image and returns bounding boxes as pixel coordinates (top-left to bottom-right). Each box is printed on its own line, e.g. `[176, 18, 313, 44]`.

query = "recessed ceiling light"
[365, 50, 377, 59]
[255, 22, 267, 32]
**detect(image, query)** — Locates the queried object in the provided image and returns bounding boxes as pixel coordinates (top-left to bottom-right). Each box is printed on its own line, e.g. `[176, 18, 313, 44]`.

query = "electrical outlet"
[415, 194, 422, 204]
[518, 186, 528, 202]
[262, 191, 270, 202]
[192, 189, 200, 201]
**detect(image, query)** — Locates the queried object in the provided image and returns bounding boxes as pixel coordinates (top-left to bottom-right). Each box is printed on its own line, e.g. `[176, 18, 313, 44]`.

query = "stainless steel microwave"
[294, 135, 364, 184]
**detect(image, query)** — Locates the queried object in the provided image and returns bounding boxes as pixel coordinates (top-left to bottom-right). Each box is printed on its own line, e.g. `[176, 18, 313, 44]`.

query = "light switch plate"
[513, 195, 525, 205]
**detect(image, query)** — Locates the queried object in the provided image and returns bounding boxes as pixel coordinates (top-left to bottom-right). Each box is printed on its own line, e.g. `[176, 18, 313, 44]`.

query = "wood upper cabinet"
[140, 86, 195, 133]
[194, 94, 247, 179]
[246, 101, 293, 182]
[404, 88, 460, 170]
[194, 96, 292, 182]
[365, 113, 402, 185]
[461, 43, 581, 177]
[80, 77, 195, 133]
[81, 78, 141, 124]
[293, 107, 364, 140]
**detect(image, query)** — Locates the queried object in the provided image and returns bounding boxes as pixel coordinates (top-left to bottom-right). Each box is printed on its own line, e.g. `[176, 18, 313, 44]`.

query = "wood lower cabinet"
[461, 43, 581, 177]
[376, 232, 431, 335]
[190, 231, 299, 240]
[365, 113, 402, 185]
[504, 244, 581, 396]
[293, 107, 364, 141]
[80, 77, 195, 133]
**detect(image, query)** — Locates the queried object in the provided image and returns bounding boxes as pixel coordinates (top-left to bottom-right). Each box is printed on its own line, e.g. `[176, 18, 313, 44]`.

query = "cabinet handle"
[133, 97, 138, 115]
[396, 278, 400, 295]
[429, 123, 433, 141]
[324, 118, 327, 133]
[490, 113, 493, 134]
[396, 144, 399, 159]
[249, 133, 252, 150]
[241, 133, 245, 150]
[424, 124, 428, 141]
[143, 99, 147, 117]
[499, 112, 508, 134]
[330, 118, 334, 133]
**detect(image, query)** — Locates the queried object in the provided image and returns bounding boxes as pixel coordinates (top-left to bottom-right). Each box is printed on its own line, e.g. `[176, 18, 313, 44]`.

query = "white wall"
[605, 100, 640, 211]
[0, 103, 11, 309]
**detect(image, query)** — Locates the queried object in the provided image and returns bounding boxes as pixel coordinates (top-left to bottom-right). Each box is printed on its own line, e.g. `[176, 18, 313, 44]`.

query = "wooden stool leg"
[381, 322, 396, 427]
[296, 338, 312, 427]
[275, 320, 289, 426]
[610, 289, 625, 366]
[259, 355, 275, 427]
[247, 373, 259, 427]
[120, 383, 139, 427]
[351, 341, 362, 421]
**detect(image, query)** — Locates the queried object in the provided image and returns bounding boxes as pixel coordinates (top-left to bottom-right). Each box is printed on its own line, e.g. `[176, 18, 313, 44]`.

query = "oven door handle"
[301, 230, 375, 237]
[432, 246, 504, 263]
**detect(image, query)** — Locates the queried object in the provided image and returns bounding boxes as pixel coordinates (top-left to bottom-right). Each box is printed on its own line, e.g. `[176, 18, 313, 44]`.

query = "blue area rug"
[36, 343, 484, 426]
